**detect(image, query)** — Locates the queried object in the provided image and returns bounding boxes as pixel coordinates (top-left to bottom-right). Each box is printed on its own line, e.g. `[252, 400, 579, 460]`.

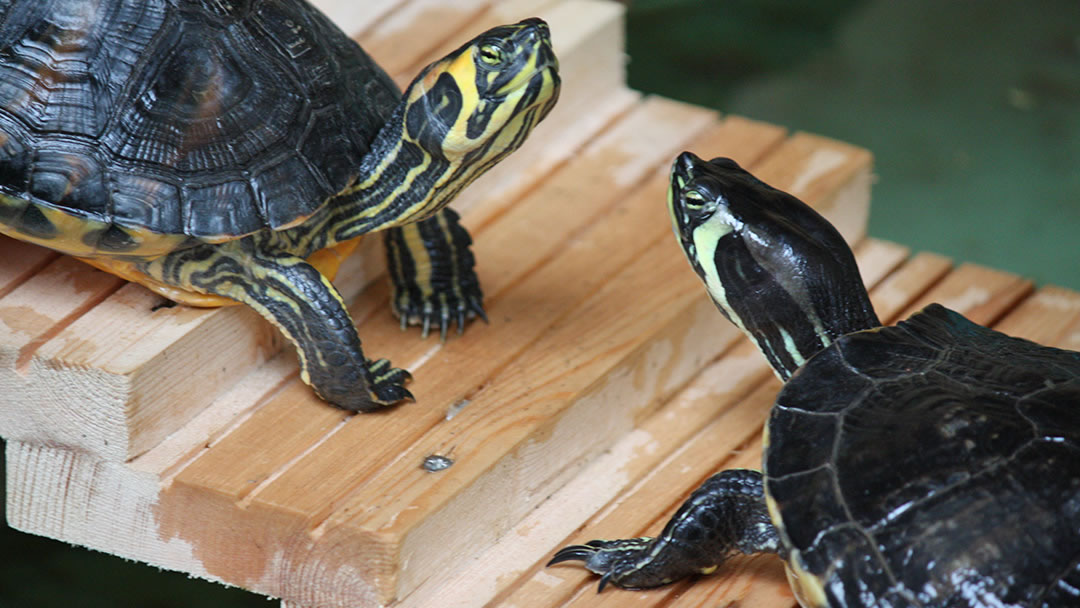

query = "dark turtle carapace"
[0, 0, 560, 412]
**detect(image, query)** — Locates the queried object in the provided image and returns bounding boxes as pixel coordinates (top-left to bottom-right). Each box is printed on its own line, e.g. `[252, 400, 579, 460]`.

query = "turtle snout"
[517, 17, 550, 40]
[671, 151, 704, 192]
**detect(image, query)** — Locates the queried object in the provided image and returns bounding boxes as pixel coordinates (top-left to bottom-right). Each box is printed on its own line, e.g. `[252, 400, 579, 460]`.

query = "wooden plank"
[0, 258, 126, 443]
[867, 251, 952, 320]
[899, 262, 1034, 326]
[0, 257, 123, 368]
[310, 0, 406, 37]
[333, 123, 873, 602]
[361, 0, 492, 79]
[994, 286, 1080, 348]
[0, 236, 57, 299]
[496, 376, 782, 608]
[314, 121, 865, 605]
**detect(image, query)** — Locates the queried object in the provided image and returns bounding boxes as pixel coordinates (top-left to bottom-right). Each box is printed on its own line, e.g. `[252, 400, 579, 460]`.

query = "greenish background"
[630, 0, 1080, 290]
[1, 1, 1077, 606]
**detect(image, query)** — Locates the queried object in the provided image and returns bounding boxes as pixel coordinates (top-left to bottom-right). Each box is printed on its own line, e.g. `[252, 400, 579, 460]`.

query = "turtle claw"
[547, 543, 600, 566]
[470, 296, 489, 324]
[364, 358, 414, 406]
[394, 292, 487, 342]
[547, 537, 666, 592]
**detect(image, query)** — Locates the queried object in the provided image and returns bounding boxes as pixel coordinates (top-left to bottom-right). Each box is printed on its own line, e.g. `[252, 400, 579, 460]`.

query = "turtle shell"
[0, 0, 399, 242]
[765, 303, 1080, 607]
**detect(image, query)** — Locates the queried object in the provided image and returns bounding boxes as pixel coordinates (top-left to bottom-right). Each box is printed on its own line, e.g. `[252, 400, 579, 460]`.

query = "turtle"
[0, 0, 560, 412]
[548, 152, 1080, 607]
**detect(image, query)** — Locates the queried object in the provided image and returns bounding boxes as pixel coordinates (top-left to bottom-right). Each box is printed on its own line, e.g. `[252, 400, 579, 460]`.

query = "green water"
[2, 2, 1078, 606]
[629, 0, 1080, 289]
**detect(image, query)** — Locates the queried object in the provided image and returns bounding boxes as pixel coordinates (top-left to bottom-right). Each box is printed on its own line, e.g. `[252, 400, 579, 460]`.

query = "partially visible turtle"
[549, 153, 1080, 607]
[0, 0, 559, 412]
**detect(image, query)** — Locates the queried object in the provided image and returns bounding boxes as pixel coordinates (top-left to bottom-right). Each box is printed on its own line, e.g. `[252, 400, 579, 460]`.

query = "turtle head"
[329, 20, 558, 238]
[403, 18, 560, 162]
[668, 152, 879, 379]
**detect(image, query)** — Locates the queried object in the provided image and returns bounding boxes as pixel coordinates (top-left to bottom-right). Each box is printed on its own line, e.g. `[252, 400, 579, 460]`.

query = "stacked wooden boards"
[4, 1, 1078, 607]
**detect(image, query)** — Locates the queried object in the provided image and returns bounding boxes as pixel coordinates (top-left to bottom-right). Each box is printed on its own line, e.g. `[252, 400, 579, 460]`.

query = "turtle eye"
[478, 42, 506, 67]
[683, 189, 708, 210]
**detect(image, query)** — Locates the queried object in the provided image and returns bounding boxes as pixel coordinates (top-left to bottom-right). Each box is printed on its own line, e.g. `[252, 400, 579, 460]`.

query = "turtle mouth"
[515, 18, 559, 72]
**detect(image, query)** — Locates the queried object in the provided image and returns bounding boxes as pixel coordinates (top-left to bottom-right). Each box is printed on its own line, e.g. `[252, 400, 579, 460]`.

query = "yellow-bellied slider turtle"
[550, 153, 1080, 606]
[0, 1, 559, 412]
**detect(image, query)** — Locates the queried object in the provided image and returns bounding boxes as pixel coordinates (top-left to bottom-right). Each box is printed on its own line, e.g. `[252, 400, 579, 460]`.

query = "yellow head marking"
[416, 18, 559, 159]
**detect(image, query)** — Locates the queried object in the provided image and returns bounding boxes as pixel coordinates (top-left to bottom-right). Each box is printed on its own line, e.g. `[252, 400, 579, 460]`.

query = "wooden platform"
[4, 1, 1080, 607]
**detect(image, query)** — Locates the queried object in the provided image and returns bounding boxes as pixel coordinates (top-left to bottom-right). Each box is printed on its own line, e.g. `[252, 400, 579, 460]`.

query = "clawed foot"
[393, 289, 487, 341]
[548, 537, 667, 591]
[384, 208, 488, 341]
[363, 357, 414, 406]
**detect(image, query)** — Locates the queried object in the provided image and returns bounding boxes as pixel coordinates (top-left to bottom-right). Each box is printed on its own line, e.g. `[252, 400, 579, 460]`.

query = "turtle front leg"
[384, 207, 486, 340]
[549, 469, 781, 591]
[141, 240, 412, 411]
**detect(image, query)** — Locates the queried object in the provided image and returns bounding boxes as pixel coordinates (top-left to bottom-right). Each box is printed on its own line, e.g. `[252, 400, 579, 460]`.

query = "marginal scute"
[765, 467, 843, 554]
[112, 173, 182, 234]
[28, 147, 107, 212]
[0, 125, 30, 190]
[253, 154, 323, 230]
[784, 554, 829, 608]
[83, 224, 139, 252]
[17, 202, 58, 239]
[765, 406, 838, 476]
[183, 179, 260, 238]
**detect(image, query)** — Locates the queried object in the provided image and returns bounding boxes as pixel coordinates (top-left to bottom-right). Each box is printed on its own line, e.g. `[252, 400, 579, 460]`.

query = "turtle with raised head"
[549, 153, 1080, 607]
[0, 0, 559, 412]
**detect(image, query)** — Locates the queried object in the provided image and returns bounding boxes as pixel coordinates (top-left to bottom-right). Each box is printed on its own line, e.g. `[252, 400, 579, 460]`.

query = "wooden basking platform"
[4, 1, 1080, 607]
